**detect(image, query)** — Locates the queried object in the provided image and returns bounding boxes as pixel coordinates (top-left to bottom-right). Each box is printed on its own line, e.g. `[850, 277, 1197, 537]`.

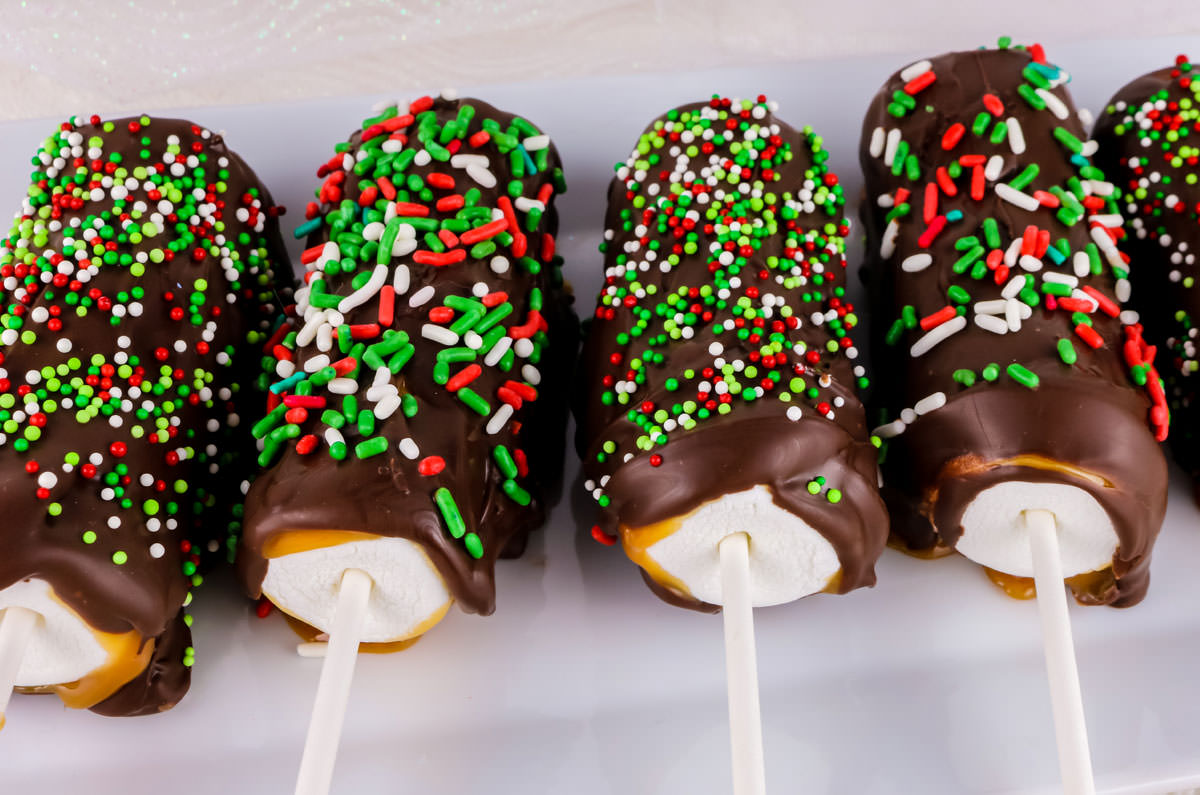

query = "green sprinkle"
[1007, 363, 1040, 389]
[354, 436, 389, 458]
[434, 487, 466, 539]
[1057, 338, 1078, 365]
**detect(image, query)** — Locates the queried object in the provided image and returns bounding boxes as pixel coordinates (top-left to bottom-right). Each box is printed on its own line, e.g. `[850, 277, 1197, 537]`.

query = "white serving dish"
[3, 33, 1200, 794]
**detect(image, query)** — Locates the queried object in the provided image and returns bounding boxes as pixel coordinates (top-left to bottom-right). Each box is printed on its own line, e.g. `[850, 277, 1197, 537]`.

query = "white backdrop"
[1, 0, 1199, 122]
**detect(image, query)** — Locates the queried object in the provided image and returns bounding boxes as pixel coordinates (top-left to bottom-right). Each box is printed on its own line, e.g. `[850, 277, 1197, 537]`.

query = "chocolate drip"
[0, 116, 288, 713]
[1092, 60, 1200, 503]
[860, 46, 1167, 606]
[238, 97, 576, 617]
[575, 97, 888, 611]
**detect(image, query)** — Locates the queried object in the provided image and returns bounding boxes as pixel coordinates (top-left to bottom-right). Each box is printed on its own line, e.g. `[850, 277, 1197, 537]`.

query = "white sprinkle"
[316, 323, 334, 353]
[451, 154, 489, 168]
[338, 264, 388, 313]
[880, 220, 900, 259]
[37, 472, 57, 489]
[1036, 88, 1070, 120]
[1090, 214, 1123, 229]
[422, 324, 459, 345]
[995, 183, 1040, 212]
[1043, 272, 1078, 287]
[869, 127, 886, 158]
[785, 406, 803, 422]
[486, 403, 514, 435]
[1116, 278, 1131, 303]
[913, 391, 946, 416]
[974, 313, 1009, 334]
[1006, 117, 1026, 154]
[408, 285, 436, 307]
[490, 256, 510, 274]
[514, 338, 535, 358]
[901, 253, 933, 273]
[466, 164, 497, 189]
[1002, 273, 1026, 299]
[884, 128, 902, 167]
[1073, 251, 1091, 278]
[149, 543, 165, 559]
[1019, 254, 1043, 272]
[900, 59, 932, 82]
[464, 331, 484, 350]
[1120, 309, 1140, 325]
[974, 299, 1007, 315]
[521, 364, 541, 386]
[910, 315, 966, 357]
[522, 134, 550, 151]
[1090, 225, 1123, 266]
[327, 378, 358, 395]
[985, 155, 1005, 182]
[1005, 299, 1023, 332]
[374, 393, 401, 420]
[398, 437, 419, 459]
[708, 341, 724, 356]
[393, 264, 410, 294]
[324, 428, 344, 448]
[414, 149, 433, 167]
[874, 419, 906, 439]
[56, 338, 72, 353]
[484, 336, 512, 366]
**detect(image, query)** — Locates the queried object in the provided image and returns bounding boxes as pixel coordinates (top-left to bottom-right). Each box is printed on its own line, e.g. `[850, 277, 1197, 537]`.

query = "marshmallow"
[956, 481, 1118, 577]
[0, 578, 106, 687]
[623, 486, 841, 608]
[262, 537, 453, 643]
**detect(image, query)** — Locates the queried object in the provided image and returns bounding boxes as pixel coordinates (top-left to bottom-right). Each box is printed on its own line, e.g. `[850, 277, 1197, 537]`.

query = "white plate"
[3, 33, 1200, 795]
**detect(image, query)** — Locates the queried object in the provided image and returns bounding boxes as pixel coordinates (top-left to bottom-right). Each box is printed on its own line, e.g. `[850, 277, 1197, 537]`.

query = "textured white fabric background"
[1, 0, 1198, 122]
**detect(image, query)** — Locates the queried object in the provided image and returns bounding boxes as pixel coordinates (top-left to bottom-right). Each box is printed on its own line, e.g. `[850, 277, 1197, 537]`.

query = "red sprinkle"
[1075, 323, 1104, 349]
[418, 456, 446, 476]
[923, 182, 938, 224]
[942, 123, 966, 150]
[904, 70, 937, 95]
[460, 218, 508, 245]
[414, 249, 467, 267]
[918, 215, 947, 248]
[283, 395, 326, 409]
[394, 201, 429, 217]
[255, 599, 273, 619]
[935, 166, 957, 197]
[295, 434, 319, 455]
[446, 364, 482, 392]
[1081, 286, 1119, 317]
[982, 93, 1005, 116]
[591, 525, 618, 546]
[378, 285, 395, 327]
[920, 306, 957, 331]
[426, 173, 455, 190]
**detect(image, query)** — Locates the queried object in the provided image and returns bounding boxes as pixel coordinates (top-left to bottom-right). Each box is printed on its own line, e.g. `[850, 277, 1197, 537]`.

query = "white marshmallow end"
[262, 537, 452, 643]
[956, 481, 1118, 578]
[632, 486, 841, 608]
[0, 579, 107, 687]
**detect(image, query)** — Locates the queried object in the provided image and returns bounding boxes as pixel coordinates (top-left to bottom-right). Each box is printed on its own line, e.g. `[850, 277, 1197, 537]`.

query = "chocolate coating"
[0, 116, 288, 713]
[860, 46, 1167, 606]
[576, 97, 888, 611]
[238, 97, 576, 617]
[1092, 59, 1200, 503]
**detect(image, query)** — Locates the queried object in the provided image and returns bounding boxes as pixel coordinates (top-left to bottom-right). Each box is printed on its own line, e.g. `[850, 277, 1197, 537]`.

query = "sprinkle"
[995, 183, 1040, 212]
[910, 315, 966, 357]
[1005, 363, 1039, 389]
[434, 487, 466, 539]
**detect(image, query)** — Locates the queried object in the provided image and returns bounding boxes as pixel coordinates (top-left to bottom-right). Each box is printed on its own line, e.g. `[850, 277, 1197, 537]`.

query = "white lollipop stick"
[0, 606, 37, 729]
[718, 532, 766, 795]
[1026, 509, 1095, 795]
[294, 568, 373, 795]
